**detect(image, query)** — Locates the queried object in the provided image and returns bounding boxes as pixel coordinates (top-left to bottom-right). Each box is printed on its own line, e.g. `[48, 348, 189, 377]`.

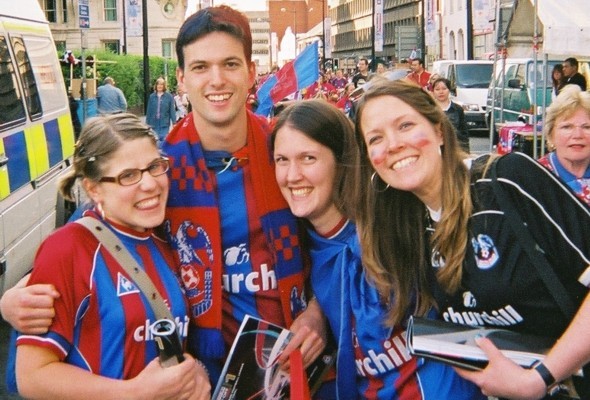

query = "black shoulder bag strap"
[489, 160, 577, 320]
[75, 216, 174, 321]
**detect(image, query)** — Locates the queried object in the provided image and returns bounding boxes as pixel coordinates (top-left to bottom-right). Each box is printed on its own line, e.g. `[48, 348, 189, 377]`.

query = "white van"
[0, 1, 75, 295]
[432, 60, 494, 133]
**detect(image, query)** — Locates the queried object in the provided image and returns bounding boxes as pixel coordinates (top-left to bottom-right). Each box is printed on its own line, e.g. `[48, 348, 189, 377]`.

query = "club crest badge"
[471, 234, 499, 270]
[117, 272, 140, 296]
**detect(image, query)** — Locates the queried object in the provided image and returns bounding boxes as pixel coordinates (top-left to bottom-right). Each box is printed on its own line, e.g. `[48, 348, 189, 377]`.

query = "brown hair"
[271, 99, 360, 220]
[352, 80, 473, 325]
[59, 113, 158, 202]
[176, 5, 252, 69]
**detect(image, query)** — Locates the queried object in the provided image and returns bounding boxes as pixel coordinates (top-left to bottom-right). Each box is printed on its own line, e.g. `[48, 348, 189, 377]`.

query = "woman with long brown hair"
[353, 80, 590, 399]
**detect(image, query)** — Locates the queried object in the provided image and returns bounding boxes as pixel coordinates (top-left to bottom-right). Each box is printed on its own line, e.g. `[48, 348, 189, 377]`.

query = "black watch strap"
[535, 362, 557, 388]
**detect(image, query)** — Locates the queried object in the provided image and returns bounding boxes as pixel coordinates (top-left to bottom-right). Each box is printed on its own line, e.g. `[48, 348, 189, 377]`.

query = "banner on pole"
[126, 0, 142, 37]
[374, 0, 384, 52]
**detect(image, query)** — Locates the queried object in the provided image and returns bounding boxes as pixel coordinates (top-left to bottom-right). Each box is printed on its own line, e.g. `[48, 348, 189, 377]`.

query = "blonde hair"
[352, 80, 472, 325]
[543, 84, 590, 147]
[153, 77, 168, 92]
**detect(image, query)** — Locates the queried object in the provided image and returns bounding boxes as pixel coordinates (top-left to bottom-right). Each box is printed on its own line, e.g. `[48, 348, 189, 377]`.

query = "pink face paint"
[410, 131, 431, 148]
[370, 148, 387, 165]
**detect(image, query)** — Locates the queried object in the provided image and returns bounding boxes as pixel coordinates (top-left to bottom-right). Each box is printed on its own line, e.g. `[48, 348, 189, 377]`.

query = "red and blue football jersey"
[17, 217, 189, 379]
[205, 149, 284, 346]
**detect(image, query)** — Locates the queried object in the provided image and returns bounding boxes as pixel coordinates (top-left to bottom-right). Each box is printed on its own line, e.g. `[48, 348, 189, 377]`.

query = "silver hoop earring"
[370, 171, 390, 193]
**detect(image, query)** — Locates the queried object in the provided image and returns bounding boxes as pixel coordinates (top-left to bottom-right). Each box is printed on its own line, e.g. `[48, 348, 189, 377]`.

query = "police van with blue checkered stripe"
[0, 1, 75, 296]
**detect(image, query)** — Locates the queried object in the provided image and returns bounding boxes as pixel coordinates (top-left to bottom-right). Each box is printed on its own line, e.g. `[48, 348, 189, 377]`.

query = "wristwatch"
[534, 362, 560, 395]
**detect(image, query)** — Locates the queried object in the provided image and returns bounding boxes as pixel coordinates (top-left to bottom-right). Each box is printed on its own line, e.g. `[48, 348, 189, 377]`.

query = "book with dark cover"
[406, 316, 555, 371]
[213, 314, 335, 400]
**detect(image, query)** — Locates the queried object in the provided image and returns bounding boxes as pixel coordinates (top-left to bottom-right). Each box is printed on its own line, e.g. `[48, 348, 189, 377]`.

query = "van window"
[0, 36, 26, 129]
[527, 61, 561, 88]
[515, 64, 526, 86]
[455, 64, 493, 88]
[497, 64, 517, 87]
[21, 35, 66, 114]
[11, 36, 43, 120]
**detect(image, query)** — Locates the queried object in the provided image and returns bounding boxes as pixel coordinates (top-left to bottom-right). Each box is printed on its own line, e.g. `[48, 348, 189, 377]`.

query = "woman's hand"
[454, 337, 547, 400]
[130, 354, 211, 400]
[279, 298, 327, 369]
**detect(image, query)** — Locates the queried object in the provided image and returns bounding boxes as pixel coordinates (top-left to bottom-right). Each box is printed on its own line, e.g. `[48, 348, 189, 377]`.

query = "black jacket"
[444, 101, 470, 152]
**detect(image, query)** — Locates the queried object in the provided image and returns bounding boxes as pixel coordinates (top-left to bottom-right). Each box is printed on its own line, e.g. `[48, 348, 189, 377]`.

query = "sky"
[186, 0, 268, 15]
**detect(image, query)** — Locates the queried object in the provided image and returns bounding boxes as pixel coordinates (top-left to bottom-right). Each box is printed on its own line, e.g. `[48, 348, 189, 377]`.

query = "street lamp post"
[321, 0, 326, 67]
[281, 7, 297, 59]
[142, 0, 149, 114]
[311, 0, 327, 70]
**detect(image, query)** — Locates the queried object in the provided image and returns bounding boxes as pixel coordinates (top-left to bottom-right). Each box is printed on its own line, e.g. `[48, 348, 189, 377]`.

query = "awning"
[533, 0, 590, 57]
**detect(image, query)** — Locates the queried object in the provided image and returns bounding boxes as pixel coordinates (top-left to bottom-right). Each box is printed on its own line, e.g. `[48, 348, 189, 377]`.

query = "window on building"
[103, 40, 120, 54]
[162, 40, 175, 59]
[44, 0, 57, 22]
[104, 0, 117, 22]
[62, 0, 68, 23]
[54, 41, 66, 53]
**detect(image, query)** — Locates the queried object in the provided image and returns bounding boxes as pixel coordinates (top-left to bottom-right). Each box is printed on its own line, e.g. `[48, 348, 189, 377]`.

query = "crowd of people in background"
[4, 4, 590, 400]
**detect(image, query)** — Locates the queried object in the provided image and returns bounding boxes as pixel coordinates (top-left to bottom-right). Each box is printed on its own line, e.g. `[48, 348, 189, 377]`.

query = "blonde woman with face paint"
[352, 79, 590, 399]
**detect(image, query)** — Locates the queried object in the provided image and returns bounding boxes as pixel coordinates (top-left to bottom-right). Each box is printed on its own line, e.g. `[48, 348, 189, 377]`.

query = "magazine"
[406, 316, 555, 371]
[212, 314, 335, 400]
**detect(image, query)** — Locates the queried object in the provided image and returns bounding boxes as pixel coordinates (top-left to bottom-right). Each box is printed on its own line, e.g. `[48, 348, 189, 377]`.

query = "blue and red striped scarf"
[162, 112, 307, 360]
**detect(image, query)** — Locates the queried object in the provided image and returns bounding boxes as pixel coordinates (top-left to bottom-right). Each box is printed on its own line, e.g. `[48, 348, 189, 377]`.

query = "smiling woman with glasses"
[539, 84, 590, 206]
[12, 113, 210, 400]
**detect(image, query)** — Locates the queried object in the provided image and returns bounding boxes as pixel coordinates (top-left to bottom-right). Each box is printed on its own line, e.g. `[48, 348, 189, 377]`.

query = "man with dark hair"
[352, 57, 370, 88]
[562, 57, 587, 92]
[155, 5, 330, 383]
[407, 57, 432, 91]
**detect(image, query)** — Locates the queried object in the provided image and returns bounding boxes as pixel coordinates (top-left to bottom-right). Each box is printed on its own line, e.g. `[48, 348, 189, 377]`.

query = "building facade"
[328, 0, 422, 72]
[248, 11, 272, 74]
[40, 0, 504, 75]
[38, 0, 186, 59]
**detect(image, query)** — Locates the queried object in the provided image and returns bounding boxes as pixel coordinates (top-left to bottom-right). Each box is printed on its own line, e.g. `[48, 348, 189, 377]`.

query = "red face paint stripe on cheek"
[412, 132, 431, 148]
[370, 148, 387, 165]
